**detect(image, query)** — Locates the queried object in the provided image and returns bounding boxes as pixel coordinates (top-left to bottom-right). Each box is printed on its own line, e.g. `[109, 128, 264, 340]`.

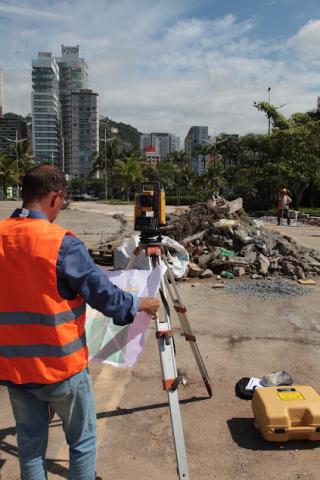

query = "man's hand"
[139, 297, 160, 318]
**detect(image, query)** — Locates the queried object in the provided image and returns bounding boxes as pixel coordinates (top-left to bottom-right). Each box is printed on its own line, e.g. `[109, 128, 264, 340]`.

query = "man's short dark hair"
[22, 165, 67, 205]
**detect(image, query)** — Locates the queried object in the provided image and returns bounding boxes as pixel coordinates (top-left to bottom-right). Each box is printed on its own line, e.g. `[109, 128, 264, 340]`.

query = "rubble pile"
[168, 196, 320, 280]
[300, 216, 320, 227]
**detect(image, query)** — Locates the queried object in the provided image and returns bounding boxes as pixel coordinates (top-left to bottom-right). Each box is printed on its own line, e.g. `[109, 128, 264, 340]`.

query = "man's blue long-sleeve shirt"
[11, 209, 139, 325]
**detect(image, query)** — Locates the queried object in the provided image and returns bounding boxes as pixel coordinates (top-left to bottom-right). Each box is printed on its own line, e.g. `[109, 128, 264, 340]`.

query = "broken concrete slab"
[294, 265, 305, 280]
[198, 252, 215, 268]
[221, 256, 252, 266]
[182, 230, 206, 244]
[233, 266, 246, 277]
[199, 269, 214, 279]
[214, 198, 243, 215]
[282, 261, 295, 276]
[188, 262, 204, 278]
[257, 253, 270, 276]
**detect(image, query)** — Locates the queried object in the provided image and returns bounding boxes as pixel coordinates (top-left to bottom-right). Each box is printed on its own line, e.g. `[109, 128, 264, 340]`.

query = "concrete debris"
[188, 262, 204, 278]
[199, 269, 214, 279]
[169, 195, 320, 280]
[182, 230, 206, 244]
[233, 267, 246, 277]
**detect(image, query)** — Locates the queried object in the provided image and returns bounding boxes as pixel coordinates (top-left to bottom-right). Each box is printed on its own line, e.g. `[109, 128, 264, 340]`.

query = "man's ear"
[49, 191, 58, 208]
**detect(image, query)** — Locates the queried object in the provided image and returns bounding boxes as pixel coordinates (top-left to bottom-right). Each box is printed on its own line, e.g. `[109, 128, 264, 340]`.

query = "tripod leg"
[153, 256, 190, 479]
[163, 258, 212, 397]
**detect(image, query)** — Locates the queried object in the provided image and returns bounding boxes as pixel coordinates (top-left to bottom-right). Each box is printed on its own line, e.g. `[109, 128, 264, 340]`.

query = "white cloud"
[0, 1, 320, 141]
[0, 2, 66, 20]
[288, 19, 320, 58]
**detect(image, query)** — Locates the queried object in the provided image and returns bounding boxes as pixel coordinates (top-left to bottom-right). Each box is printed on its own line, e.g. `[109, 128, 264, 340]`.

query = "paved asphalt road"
[0, 202, 320, 480]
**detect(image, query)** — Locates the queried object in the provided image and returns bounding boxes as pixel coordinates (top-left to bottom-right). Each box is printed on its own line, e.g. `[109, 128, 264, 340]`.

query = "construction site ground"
[0, 201, 320, 480]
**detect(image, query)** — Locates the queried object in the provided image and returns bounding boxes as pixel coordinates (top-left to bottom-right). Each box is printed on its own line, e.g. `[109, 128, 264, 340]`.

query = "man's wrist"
[130, 293, 140, 317]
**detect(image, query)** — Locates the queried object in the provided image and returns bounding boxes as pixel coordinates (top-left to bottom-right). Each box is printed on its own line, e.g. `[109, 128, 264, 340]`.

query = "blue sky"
[0, 0, 320, 140]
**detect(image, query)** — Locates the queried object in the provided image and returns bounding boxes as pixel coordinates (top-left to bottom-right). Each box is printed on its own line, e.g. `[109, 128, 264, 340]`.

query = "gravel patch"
[225, 279, 313, 299]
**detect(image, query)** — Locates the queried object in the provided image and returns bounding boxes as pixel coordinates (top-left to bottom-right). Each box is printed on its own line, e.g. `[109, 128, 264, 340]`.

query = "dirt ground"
[0, 203, 320, 480]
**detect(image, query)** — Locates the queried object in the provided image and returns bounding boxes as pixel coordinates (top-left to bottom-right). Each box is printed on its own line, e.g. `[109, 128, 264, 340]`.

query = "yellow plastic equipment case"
[252, 385, 320, 442]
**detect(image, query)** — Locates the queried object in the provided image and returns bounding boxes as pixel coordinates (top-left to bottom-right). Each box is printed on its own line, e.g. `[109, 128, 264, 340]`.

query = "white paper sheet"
[86, 265, 166, 367]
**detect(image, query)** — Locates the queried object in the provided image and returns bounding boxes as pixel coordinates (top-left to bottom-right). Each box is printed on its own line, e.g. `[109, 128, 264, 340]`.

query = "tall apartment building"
[0, 68, 3, 118]
[56, 45, 89, 175]
[71, 89, 99, 178]
[31, 52, 63, 166]
[32, 46, 97, 177]
[0, 113, 29, 159]
[139, 132, 180, 161]
[184, 126, 209, 174]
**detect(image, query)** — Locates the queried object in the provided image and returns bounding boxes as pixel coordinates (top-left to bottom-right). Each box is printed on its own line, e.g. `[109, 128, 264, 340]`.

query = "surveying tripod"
[126, 234, 212, 480]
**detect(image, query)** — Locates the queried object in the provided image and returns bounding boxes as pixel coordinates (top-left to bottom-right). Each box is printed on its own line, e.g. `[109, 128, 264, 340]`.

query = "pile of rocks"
[168, 196, 320, 280]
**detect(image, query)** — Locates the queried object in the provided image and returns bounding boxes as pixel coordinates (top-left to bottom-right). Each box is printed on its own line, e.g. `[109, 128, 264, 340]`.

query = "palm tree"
[202, 162, 225, 194]
[167, 150, 188, 168]
[15, 140, 34, 177]
[113, 155, 143, 200]
[0, 154, 16, 199]
[92, 137, 124, 198]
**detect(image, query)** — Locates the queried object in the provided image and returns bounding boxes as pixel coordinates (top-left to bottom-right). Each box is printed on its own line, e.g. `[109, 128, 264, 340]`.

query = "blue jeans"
[8, 368, 96, 480]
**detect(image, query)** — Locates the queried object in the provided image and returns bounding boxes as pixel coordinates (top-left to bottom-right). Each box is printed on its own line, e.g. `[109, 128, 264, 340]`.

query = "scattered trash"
[235, 371, 294, 401]
[219, 248, 236, 258]
[114, 234, 189, 278]
[298, 279, 316, 285]
[220, 270, 234, 279]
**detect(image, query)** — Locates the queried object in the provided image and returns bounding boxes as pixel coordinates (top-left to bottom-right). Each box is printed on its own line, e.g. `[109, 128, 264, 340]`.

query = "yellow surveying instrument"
[134, 182, 166, 241]
[128, 188, 212, 479]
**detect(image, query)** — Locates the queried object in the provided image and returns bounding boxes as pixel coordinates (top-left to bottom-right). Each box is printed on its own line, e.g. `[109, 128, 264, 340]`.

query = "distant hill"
[100, 117, 140, 150]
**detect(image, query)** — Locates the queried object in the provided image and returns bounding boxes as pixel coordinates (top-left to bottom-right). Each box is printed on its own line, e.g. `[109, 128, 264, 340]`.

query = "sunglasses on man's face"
[51, 188, 70, 201]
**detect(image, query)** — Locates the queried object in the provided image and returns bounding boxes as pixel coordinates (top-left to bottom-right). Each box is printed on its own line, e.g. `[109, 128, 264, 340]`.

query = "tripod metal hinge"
[174, 304, 187, 314]
[182, 333, 196, 342]
[156, 330, 173, 345]
[163, 375, 184, 392]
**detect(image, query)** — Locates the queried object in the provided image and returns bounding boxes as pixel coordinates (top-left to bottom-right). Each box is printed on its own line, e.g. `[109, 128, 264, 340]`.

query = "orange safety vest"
[0, 217, 87, 384]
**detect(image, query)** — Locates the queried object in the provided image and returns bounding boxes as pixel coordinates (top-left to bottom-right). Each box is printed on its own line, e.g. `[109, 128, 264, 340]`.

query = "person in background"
[277, 188, 292, 226]
[0, 165, 160, 480]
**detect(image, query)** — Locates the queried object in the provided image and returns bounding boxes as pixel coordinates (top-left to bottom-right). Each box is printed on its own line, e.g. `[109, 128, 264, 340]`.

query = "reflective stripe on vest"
[0, 332, 86, 358]
[0, 303, 86, 326]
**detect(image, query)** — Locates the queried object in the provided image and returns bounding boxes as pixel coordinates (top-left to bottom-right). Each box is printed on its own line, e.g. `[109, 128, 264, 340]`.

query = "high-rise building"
[139, 133, 151, 152]
[56, 45, 89, 175]
[184, 126, 209, 174]
[0, 68, 3, 118]
[31, 52, 63, 167]
[139, 132, 180, 161]
[0, 113, 28, 159]
[31, 46, 97, 177]
[71, 89, 99, 178]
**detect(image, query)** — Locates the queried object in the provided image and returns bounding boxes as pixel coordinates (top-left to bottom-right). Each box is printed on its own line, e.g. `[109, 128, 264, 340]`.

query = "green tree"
[113, 155, 143, 200]
[254, 103, 320, 207]
[92, 138, 124, 198]
[167, 150, 188, 168]
[0, 154, 16, 199]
